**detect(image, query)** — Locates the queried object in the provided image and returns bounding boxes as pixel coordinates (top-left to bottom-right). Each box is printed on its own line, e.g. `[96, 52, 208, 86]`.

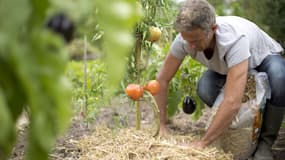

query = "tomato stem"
[146, 91, 160, 137]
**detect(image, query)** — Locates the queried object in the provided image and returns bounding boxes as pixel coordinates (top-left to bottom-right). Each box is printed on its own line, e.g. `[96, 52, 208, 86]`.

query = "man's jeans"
[197, 54, 285, 107]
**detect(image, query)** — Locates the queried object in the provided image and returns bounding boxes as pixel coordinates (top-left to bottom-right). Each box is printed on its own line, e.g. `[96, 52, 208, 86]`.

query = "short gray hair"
[175, 0, 216, 32]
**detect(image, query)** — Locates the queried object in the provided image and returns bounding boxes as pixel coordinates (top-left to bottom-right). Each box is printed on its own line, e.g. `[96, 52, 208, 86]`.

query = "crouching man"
[154, 0, 285, 159]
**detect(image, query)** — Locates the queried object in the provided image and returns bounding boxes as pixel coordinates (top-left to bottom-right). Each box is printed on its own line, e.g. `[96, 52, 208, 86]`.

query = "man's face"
[181, 28, 212, 52]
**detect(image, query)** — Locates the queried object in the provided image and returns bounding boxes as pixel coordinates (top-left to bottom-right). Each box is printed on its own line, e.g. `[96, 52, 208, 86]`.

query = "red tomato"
[125, 84, 144, 100]
[144, 80, 160, 95]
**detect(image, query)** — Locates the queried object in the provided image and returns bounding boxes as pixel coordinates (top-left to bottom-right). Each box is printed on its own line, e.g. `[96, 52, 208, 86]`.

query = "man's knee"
[197, 71, 226, 107]
[269, 73, 285, 107]
[257, 55, 285, 107]
[197, 80, 214, 107]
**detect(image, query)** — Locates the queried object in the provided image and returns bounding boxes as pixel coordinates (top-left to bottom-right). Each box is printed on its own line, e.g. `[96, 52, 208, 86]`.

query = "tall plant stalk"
[83, 35, 89, 127]
[134, 37, 142, 130]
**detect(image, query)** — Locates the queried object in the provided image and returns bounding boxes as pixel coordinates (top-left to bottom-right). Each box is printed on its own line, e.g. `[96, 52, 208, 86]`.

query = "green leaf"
[0, 0, 30, 48]
[29, 0, 49, 27]
[167, 83, 182, 117]
[0, 89, 16, 160]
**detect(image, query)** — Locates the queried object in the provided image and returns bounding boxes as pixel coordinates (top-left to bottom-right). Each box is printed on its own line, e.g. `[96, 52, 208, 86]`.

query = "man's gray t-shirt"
[170, 16, 284, 75]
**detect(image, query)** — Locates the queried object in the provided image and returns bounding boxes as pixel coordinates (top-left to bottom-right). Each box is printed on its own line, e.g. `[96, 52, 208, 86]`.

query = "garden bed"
[10, 98, 285, 160]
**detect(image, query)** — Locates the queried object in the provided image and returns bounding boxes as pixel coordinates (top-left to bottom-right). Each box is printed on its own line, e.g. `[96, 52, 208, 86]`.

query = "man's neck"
[204, 34, 216, 60]
[209, 33, 216, 50]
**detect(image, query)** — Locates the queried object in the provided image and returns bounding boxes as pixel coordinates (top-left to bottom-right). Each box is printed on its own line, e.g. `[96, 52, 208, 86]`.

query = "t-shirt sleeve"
[170, 34, 187, 60]
[225, 36, 251, 68]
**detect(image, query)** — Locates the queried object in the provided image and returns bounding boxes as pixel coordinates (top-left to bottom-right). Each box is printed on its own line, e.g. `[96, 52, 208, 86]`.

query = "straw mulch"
[76, 126, 233, 160]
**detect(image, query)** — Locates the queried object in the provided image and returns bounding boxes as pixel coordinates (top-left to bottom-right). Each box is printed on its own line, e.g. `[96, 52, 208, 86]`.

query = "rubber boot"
[253, 103, 285, 160]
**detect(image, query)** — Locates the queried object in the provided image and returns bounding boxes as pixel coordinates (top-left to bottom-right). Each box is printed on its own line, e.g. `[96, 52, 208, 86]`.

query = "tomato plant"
[124, 82, 160, 136]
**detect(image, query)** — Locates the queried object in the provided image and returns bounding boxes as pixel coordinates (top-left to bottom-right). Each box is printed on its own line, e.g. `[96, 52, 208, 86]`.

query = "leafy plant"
[176, 57, 207, 119]
[94, 0, 142, 96]
[0, 0, 142, 159]
[165, 56, 206, 119]
[66, 60, 107, 121]
[0, 0, 71, 159]
[124, 0, 177, 85]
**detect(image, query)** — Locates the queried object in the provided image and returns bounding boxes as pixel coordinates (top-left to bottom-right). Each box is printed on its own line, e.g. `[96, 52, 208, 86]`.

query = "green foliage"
[66, 60, 107, 120]
[0, 89, 15, 160]
[48, 0, 104, 48]
[208, 0, 244, 16]
[209, 0, 285, 46]
[1, 0, 142, 159]
[0, 0, 72, 159]
[255, 0, 285, 45]
[48, 0, 93, 22]
[128, 0, 177, 83]
[167, 79, 183, 117]
[123, 0, 206, 119]
[94, 0, 142, 96]
[134, 42, 206, 119]
[168, 57, 206, 118]
[207, 0, 226, 16]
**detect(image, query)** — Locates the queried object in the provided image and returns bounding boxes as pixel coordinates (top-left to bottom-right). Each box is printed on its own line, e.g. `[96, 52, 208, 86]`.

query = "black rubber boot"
[253, 103, 285, 160]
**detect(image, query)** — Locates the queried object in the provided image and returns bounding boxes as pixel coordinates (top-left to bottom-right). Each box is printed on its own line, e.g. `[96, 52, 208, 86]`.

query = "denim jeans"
[197, 54, 285, 107]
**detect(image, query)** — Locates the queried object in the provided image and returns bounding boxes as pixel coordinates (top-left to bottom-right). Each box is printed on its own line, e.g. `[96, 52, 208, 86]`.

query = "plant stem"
[146, 91, 160, 137]
[135, 100, 141, 130]
[134, 34, 142, 84]
[134, 34, 142, 130]
[83, 35, 89, 128]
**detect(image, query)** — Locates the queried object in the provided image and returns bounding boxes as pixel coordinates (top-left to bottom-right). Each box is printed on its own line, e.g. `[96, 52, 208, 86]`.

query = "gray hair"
[175, 0, 216, 32]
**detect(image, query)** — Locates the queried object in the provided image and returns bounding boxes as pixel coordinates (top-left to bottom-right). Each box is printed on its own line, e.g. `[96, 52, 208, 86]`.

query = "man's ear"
[211, 24, 217, 32]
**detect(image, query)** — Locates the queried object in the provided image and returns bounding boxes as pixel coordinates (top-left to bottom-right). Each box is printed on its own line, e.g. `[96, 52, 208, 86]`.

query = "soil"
[10, 97, 285, 160]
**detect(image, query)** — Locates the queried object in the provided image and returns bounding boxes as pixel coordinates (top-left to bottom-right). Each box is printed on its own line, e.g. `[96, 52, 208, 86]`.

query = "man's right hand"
[159, 125, 170, 137]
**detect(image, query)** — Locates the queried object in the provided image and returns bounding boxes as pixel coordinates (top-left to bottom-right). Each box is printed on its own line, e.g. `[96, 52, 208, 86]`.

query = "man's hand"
[159, 125, 170, 137]
[177, 139, 208, 150]
[189, 139, 209, 149]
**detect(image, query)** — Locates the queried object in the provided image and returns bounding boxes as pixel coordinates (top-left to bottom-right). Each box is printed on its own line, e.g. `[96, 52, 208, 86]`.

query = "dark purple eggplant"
[182, 96, 196, 114]
[46, 13, 75, 43]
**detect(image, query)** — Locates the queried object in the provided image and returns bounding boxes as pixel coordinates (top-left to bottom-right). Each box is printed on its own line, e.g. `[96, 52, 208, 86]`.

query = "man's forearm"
[154, 82, 169, 126]
[201, 100, 240, 145]
[201, 59, 248, 146]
